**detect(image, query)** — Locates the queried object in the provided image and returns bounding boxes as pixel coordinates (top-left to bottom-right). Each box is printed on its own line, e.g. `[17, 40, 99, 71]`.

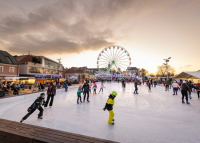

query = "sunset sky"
[0, 0, 200, 74]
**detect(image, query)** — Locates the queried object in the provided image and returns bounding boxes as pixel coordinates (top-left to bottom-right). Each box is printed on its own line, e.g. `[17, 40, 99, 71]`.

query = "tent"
[174, 71, 200, 79]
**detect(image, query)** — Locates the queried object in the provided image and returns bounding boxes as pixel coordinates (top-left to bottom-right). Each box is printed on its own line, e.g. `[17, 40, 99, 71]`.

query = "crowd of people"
[141, 79, 200, 104]
[1, 82, 25, 95]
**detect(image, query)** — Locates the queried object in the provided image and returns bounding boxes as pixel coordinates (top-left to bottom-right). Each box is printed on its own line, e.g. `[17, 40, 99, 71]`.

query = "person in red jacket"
[196, 83, 200, 99]
[44, 82, 56, 108]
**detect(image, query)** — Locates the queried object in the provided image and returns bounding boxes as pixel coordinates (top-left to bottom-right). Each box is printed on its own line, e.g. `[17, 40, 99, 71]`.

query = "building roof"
[127, 67, 138, 70]
[14, 55, 27, 62]
[66, 70, 89, 73]
[14, 54, 62, 65]
[87, 68, 107, 71]
[0, 50, 19, 65]
[174, 71, 200, 79]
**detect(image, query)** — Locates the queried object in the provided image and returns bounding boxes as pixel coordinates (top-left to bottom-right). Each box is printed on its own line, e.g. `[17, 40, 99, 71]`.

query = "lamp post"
[163, 57, 171, 80]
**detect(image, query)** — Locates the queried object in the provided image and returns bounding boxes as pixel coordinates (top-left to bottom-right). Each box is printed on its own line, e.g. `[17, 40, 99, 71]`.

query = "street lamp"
[163, 57, 171, 80]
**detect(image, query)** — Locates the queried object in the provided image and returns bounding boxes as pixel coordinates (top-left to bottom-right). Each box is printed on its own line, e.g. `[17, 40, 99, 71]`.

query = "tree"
[156, 65, 175, 76]
[141, 68, 149, 77]
[149, 73, 155, 77]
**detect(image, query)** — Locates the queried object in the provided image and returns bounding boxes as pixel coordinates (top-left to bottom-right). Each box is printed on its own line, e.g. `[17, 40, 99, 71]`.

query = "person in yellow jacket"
[103, 91, 117, 125]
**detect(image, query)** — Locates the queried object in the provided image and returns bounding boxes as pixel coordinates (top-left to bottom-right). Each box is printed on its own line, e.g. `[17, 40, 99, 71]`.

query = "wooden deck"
[0, 118, 118, 143]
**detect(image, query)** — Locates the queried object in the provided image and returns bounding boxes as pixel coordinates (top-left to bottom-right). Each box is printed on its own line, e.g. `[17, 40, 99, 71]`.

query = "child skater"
[77, 83, 82, 104]
[93, 82, 97, 95]
[103, 91, 117, 125]
[20, 93, 46, 123]
[99, 82, 105, 94]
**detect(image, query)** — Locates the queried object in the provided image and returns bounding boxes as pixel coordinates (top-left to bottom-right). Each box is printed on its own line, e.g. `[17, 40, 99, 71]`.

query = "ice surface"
[0, 83, 200, 143]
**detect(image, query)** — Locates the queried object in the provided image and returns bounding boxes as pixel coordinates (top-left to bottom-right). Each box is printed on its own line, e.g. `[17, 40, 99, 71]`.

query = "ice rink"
[0, 82, 200, 143]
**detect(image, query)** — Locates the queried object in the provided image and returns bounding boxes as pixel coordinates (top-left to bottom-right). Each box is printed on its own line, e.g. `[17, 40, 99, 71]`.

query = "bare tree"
[141, 68, 149, 76]
[156, 65, 175, 76]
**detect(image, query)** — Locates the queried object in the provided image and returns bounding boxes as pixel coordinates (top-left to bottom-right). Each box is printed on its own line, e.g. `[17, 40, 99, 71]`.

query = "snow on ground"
[0, 82, 200, 143]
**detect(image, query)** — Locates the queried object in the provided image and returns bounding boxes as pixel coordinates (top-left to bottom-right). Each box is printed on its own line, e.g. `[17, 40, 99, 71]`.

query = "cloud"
[179, 65, 192, 68]
[0, 0, 179, 55]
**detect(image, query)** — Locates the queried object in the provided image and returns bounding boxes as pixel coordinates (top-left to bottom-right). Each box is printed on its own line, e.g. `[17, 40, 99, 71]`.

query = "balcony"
[24, 62, 62, 70]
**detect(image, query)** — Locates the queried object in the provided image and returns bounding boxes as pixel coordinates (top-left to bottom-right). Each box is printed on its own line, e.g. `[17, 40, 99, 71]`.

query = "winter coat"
[165, 80, 170, 85]
[82, 83, 90, 92]
[104, 94, 115, 111]
[172, 83, 180, 88]
[196, 83, 200, 91]
[92, 84, 97, 89]
[77, 89, 82, 96]
[30, 97, 45, 110]
[47, 85, 56, 95]
[181, 83, 190, 91]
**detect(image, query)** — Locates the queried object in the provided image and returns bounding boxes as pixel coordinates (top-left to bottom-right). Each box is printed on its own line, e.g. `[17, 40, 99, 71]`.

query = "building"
[0, 50, 19, 78]
[126, 67, 139, 75]
[69, 66, 87, 71]
[86, 68, 107, 74]
[14, 55, 64, 83]
[65, 69, 89, 80]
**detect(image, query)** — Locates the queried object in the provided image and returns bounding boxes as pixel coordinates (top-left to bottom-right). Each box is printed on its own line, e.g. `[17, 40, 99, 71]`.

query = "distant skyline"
[0, 0, 200, 73]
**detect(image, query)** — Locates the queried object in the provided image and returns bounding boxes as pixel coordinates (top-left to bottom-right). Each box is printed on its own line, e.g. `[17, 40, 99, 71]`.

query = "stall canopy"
[174, 72, 200, 79]
[3, 77, 35, 80]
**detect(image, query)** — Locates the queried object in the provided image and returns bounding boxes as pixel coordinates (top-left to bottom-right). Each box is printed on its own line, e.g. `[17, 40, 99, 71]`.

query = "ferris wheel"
[97, 45, 131, 72]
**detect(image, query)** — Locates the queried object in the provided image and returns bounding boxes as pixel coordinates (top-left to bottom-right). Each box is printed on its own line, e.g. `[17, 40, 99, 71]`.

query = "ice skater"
[44, 82, 57, 108]
[148, 80, 151, 91]
[181, 81, 190, 104]
[172, 81, 179, 95]
[92, 82, 97, 95]
[77, 84, 82, 104]
[99, 82, 105, 94]
[103, 91, 117, 125]
[63, 83, 68, 92]
[82, 81, 90, 102]
[133, 80, 138, 94]
[165, 79, 170, 91]
[20, 93, 46, 123]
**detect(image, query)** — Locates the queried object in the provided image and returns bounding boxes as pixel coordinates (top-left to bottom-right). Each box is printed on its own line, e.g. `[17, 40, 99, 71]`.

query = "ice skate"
[20, 119, 24, 123]
[38, 116, 43, 119]
[186, 101, 190, 104]
[87, 100, 90, 102]
[182, 100, 185, 103]
[77, 102, 79, 104]
[109, 123, 114, 125]
[80, 101, 82, 103]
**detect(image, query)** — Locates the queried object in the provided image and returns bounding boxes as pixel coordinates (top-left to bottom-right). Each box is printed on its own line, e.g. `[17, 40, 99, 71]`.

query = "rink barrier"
[0, 86, 79, 105]
[0, 118, 118, 143]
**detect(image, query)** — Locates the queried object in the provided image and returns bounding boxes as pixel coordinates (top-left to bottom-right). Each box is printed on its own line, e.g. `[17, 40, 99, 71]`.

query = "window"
[0, 66, 3, 72]
[9, 67, 15, 73]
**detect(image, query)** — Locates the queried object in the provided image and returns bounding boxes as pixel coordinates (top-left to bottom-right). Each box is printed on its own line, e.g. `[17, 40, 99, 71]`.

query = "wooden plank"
[0, 118, 119, 143]
[39, 129, 117, 143]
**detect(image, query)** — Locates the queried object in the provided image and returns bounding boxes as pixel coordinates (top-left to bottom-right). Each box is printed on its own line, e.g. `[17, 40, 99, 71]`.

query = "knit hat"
[111, 91, 117, 97]
[40, 93, 45, 98]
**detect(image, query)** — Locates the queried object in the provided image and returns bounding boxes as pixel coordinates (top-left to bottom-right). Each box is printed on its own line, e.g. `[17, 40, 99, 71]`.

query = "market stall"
[174, 71, 200, 83]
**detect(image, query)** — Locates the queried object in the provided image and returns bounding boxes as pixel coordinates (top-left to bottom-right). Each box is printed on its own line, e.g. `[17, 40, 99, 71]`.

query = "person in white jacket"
[172, 81, 180, 95]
